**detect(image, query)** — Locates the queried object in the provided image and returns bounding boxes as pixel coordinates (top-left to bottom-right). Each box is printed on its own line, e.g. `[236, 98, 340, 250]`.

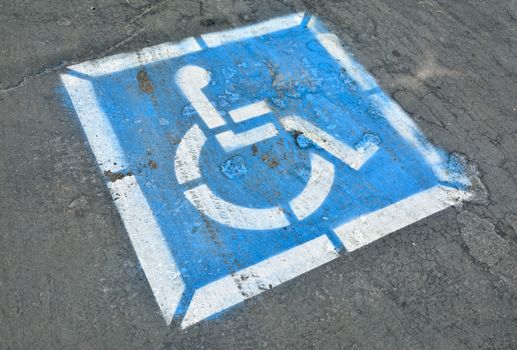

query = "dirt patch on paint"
[261, 154, 279, 168]
[268, 159, 279, 168]
[104, 170, 133, 182]
[148, 159, 158, 169]
[137, 69, 154, 93]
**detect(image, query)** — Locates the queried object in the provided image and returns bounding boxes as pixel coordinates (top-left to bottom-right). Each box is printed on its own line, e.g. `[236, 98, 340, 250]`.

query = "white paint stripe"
[184, 184, 289, 230]
[174, 124, 207, 184]
[334, 185, 469, 252]
[228, 100, 272, 123]
[307, 19, 377, 91]
[215, 123, 279, 152]
[281, 116, 378, 170]
[371, 96, 449, 181]
[176, 65, 226, 129]
[290, 153, 334, 220]
[61, 74, 127, 172]
[181, 234, 339, 328]
[68, 38, 202, 77]
[235, 235, 338, 297]
[308, 17, 454, 182]
[201, 12, 305, 48]
[183, 276, 244, 329]
[62, 73, 184, 324]
[108, 176, 185, 324]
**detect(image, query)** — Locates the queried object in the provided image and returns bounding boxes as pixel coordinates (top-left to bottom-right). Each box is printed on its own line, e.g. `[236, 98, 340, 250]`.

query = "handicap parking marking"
[61, 12, 471, 328]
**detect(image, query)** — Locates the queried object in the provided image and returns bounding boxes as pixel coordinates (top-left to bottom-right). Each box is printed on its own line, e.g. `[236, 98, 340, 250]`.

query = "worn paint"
[61, 12, 470, 328]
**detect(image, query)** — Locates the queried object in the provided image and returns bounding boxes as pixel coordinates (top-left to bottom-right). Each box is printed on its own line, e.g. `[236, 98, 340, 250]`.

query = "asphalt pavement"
[1, 0, 517, 349]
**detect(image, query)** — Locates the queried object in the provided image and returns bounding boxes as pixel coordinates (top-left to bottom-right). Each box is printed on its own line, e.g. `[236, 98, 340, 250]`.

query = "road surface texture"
[1, 0, 516, 349]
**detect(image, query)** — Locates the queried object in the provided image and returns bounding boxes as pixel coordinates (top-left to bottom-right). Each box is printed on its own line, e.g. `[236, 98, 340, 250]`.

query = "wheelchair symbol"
[174, 65, 380, 230]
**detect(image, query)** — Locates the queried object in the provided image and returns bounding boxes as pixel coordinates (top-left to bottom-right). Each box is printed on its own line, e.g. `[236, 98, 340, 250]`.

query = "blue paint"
[221, 155, 248, 179]
[295, 133, 312, 149]
[68, 18, 466, 318]
[355, 133, 381, 152]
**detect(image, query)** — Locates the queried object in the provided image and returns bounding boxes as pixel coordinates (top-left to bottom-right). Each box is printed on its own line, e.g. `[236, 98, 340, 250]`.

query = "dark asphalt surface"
[1, 1, 517, 349]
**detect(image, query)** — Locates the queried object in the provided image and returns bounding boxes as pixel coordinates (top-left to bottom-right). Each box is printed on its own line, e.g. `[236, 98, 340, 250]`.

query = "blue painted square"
[64, 15, 466, 318]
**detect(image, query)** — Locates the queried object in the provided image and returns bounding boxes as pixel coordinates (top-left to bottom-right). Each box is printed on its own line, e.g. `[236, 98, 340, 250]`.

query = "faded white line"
[290, 153, 335, 220]
[215, 123, 279, 152]
[61, 74, 127, 172]
[176, 65, 226, 129]
[371, 96, 450, 181]
[308, 16, 455, 182]
[174, 124, 207, 185]
[334, 185, 470, 252]
[181, 234, 339, 328]
[109, 176, 185, 324]
[62, 72, 185, 324]
[182, 276, 243, 329]
[201, 12, 305, 48]
[228, 100, 272, 123]
[307, 19, 377, 91]
[281, 115, 378, 170]
[68, 38, 202, 77]
[184, 184, 289, 230]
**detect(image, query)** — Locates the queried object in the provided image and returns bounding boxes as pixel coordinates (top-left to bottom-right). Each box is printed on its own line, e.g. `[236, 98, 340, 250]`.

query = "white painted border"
[66, 12, 305, 77]
[334, 185, 470, 251]
[62, 11, 306, 327]
[306, 17, 455, 182]
[61, 74, 185, 325]
[68, 37, 203, 77]
[181, 234, 339, 328]
[108, 176, 185, 324]
[182, 184, 468, 326]
[201, 12, 305, 47]
[60, 74, 128, 172]
[61, 12, 469, 328]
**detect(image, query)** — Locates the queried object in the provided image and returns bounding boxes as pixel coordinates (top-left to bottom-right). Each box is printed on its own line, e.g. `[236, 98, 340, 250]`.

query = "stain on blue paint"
[295, 133, 312, 149]
[221, 155, 248, 179]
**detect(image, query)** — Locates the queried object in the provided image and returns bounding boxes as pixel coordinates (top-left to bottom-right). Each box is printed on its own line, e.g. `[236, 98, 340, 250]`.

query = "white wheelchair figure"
[174, 65, 379, 230]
